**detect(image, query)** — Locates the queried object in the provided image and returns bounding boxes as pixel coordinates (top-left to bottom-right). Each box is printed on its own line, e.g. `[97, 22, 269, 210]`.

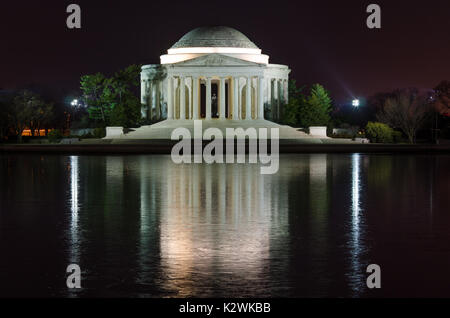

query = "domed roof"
[171, 26, 259, 49]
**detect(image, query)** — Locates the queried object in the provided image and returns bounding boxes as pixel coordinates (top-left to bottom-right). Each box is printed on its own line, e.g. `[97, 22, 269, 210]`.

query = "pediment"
[173, 54, 261, 67]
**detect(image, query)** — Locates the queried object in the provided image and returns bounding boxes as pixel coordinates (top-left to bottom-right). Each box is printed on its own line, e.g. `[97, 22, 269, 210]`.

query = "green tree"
[80, 65, 141, 127]
[81, 73, 111, 125]
[365, 122, 394, 143]
[280, 80, 304, 126]
[299, 84, 332, 128]
[110, 98, 141, 128]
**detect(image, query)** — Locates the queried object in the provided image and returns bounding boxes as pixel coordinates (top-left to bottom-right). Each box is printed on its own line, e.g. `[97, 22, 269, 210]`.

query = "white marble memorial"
[140, 26, 290, 122]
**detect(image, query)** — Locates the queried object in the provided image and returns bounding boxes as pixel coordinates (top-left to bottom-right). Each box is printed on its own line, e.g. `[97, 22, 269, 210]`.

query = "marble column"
[283, 79, 288, 104]
[273, 79, 279, 121]
[140, 79, 146, 104]
[258, 77, 264, 119]
[245, 76, 251, 120]
[141, 80, 147, 119]
[175, 77, 179, 119]
[167, 76, 173, 119]
[219, 77, 226, 119]
[188, 78, 192, 119]
[233, 77, 239, 120]
[206, 77, 212, 120]
[148, 81, 154, 120]
[180, 76, 186, 120]
[192, 76, 199, 119]
[155, 80, 161, 120]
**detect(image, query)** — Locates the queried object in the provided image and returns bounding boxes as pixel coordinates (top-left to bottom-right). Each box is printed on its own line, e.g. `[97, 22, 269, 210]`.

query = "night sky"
[2, 0, 449, 103]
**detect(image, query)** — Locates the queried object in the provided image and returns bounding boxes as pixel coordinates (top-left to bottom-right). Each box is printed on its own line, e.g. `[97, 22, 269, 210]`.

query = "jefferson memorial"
[141, 26, 289, 122]
[111, 26, 325, 140]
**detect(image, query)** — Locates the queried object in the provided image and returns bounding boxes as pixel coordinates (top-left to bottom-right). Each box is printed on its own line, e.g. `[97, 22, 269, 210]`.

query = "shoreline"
[1, 141, 450, 155]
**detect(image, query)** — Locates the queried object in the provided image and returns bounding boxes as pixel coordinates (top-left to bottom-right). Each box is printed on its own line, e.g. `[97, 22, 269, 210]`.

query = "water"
[0, 154, 449, 298]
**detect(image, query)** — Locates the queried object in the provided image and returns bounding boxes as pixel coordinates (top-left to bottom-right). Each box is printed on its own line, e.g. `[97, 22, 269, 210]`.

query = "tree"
[377, 88, 431, 143]
[80, 65, 141, 127]
[10, 90, 40, 142]
[298, 84, 332, 128]
[110, 98, 141, 128]
[81, 73, 110, 125]
[433, 80, 450, 116]
[365, 122, 394, 143]
[280, 79, 304, 126]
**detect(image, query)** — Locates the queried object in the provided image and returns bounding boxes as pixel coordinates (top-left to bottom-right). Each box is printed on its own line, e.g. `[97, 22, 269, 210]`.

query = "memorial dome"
[171, 26, 259, 49]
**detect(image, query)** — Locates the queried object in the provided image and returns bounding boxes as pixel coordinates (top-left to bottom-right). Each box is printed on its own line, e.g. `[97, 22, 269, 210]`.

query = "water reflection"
[3, 154, 449, 297]
[349, 153, 365, 294]
[69, 156, 80, 264]
[160, 162, 274, 297]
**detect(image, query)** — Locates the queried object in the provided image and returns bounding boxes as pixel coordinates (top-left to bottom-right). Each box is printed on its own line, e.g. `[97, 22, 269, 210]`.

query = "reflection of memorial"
[159, 161, 278, 295]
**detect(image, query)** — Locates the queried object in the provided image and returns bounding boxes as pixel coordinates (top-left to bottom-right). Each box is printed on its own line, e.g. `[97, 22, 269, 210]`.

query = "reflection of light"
[70, 156, 79, 263]
[349, 153, 363, 294]
[352, 154, 360, 242]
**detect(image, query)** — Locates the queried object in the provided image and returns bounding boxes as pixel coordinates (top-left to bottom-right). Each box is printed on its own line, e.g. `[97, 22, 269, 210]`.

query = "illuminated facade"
[141, 26, 290, 122]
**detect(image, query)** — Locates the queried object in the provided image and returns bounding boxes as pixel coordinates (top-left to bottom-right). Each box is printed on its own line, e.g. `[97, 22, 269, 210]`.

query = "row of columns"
[167, 76, 265, 120]
[268, 78, 288, 121]
[141, 79, 163, 120]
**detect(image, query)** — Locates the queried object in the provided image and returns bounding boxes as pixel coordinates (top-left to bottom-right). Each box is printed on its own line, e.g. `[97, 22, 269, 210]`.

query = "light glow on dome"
[160, 53, 269, 65]
[167, 47, 262, 55]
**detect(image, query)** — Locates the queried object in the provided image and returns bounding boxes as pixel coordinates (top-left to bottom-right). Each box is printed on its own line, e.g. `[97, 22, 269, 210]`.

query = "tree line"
[0, 89, 67, 142]
[281, 80, 449, 143]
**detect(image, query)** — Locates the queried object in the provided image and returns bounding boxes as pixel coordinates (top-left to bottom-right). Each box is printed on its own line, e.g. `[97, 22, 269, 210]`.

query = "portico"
[165, 74, 265, 120]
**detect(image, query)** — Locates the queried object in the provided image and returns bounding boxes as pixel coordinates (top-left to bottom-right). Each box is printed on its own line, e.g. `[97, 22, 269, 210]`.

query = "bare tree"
[377, 88, 431, 143]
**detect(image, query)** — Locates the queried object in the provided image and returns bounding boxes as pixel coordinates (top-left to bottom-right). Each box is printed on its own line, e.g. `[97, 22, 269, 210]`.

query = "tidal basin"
[0, 154, 449, 297]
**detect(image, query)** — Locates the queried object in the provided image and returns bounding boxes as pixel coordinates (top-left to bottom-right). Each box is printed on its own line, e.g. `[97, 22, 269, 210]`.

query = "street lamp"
[352, 99, 360, 107]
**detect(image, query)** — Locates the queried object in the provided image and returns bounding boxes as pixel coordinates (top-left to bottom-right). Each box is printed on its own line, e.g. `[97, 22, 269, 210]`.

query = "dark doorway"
[225, 82, 229, 118]
[200, 83, 206, 118]
[200, 82, 219, 118]
[200, 83, 230, 118]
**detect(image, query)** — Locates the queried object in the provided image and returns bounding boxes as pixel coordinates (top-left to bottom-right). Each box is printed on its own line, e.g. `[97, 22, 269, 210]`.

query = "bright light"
[167, 47, 262, 55]
[71, 99, 79, 107]
[352, 99, 360, 107]
[160, 47, 268, 65]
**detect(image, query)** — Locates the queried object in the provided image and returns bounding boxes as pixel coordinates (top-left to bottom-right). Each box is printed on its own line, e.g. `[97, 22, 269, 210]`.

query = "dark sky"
[1, 0, 449, 103]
